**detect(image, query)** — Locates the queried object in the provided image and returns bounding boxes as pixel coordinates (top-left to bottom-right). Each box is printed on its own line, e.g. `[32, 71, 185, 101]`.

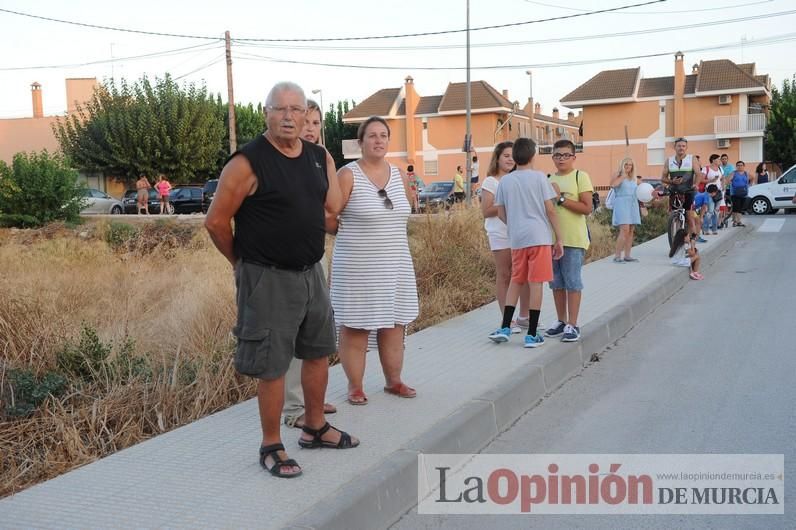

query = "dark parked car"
[169, 186, 207, 214]
[122, 188, 162, 214]
[202, 179, 218, 213]
[418, 181, 455, 211]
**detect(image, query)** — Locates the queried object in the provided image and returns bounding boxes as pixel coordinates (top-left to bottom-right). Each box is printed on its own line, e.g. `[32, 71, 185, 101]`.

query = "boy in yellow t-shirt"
[545, 140, 593, 343]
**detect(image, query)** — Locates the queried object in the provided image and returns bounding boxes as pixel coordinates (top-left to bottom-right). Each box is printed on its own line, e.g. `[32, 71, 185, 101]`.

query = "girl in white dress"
[480, 141, 530, 330]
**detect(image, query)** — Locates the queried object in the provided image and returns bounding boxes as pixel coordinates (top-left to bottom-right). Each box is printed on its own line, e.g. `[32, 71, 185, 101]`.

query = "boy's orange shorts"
[511, 245, 553, 283]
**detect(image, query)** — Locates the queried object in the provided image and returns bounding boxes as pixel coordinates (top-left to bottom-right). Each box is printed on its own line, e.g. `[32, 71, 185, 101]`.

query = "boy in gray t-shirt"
[491, 138, 563, 348]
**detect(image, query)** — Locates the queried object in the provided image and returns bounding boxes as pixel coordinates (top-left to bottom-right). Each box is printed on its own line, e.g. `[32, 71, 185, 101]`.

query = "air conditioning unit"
[717, 138, 731, 149]
[718, 95, 732, 105]
[539, 146, 553, 154]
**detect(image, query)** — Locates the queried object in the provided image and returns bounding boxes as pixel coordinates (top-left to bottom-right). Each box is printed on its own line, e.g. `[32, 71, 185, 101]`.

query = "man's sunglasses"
[377, 189, 393, 210]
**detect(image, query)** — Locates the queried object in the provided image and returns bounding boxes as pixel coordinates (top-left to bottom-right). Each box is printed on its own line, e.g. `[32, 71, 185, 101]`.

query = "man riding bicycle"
[661, 137, 703, 239]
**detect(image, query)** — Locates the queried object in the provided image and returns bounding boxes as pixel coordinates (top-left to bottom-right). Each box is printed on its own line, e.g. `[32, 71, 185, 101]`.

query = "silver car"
[81, 188, 124, 214]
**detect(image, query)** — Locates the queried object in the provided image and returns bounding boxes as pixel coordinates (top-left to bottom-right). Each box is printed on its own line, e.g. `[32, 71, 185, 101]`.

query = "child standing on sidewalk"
[488, 138, 564, 348]
[545, 140, 594, 343]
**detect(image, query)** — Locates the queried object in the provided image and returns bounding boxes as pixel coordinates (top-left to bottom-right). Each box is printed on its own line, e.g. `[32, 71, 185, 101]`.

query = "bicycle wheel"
[667, 211, 684, 247]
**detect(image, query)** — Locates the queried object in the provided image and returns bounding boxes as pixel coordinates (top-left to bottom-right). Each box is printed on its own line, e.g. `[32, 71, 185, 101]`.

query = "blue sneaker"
[696, 236, 708, 243]
[524, 334, 545, 348]
[488, 327, 511, 343]
[561, 324, 581, 343]
[545, 319, 566, 337]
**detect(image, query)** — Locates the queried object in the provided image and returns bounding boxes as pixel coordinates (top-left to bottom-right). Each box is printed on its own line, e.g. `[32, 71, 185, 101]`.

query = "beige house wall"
[65, 79, 98, 114]
[576, 98, 767, 187]
[1, 78, 98, 165]
[0, 117, 60, 164]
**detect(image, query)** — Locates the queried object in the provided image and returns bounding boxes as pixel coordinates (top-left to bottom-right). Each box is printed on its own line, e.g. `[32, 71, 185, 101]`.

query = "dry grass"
[0, 207, 618, 497]
[0, 222, 254, 497]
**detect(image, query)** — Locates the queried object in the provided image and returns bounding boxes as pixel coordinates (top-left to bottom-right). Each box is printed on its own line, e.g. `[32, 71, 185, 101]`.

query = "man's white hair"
[265, 82, 307, 107]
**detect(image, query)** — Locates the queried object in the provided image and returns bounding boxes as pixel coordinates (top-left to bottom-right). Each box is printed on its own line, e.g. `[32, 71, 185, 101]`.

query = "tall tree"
[214, 98, 266, 174]
[765, 75, 796, 169]
[55, 75, 224, 185]
[324, 100, 358, 169]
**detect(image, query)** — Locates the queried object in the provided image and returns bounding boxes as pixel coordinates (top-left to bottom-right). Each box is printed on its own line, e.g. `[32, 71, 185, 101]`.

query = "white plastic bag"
[604, 188, 616, 210]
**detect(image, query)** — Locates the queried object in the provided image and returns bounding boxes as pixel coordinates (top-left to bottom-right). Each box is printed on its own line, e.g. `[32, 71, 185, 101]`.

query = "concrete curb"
[287, 227, 751, 530]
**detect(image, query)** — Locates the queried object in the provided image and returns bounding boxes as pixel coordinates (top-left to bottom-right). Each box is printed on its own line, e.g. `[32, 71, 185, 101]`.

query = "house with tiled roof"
[560, 53, 770, 185]
[342, 77, 580, 182]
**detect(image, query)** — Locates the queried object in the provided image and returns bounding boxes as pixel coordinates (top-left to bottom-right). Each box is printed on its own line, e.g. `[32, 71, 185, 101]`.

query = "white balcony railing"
[714, 114, 766, 135]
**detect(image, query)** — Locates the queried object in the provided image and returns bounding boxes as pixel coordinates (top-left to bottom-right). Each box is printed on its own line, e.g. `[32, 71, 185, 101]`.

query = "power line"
[232, 9, 796, 51]
[0, 7, 221, 41]
[173, 55, 225, 81]
[524, 0, 773, 14]
[0, 1, 667, 44]
[0, 42, 222, 71]
[233, 31, 796, 70]
[234, 0, 668, 42]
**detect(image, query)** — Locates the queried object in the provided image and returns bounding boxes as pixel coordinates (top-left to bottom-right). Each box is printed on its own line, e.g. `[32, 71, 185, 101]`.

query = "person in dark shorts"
[205, 81, 359, 479]
[729, 160, 750, 227]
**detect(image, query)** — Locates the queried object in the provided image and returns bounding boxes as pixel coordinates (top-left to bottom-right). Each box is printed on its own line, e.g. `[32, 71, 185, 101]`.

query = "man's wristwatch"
[557, 194, 567, 205]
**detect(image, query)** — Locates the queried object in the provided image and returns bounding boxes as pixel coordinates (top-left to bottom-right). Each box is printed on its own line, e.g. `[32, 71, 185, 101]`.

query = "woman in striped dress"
[330, 116, 419, 405]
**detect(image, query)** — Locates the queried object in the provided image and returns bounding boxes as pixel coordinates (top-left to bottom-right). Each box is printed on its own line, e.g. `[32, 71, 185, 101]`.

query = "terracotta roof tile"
[684, 74, 697, 94]
[695, 60, 765, 92]
[560, 68, 639, 103]
[738, 63, 755, 75]
[415, 95, 443, 114]
[638, 76, 674, 97]
[438, 80, 513, 112]
[343, 87, 401, 120]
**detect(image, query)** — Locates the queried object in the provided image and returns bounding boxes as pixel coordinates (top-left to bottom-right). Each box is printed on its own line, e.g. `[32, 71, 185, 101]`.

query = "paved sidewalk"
[0, 226, 750, 529]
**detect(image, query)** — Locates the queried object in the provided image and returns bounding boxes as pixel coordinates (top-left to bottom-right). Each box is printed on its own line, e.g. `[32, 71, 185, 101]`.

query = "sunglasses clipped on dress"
[377, 189, 393, 210]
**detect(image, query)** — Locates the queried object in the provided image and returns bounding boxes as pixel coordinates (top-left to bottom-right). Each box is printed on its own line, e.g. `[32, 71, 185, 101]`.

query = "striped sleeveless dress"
[330, 161, 419, 330]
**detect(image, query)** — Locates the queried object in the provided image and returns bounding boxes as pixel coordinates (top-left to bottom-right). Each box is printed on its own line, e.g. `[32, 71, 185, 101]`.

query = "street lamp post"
[312, 88, 325, 145]
[525, 70, 533, 101]
[464, 0, 472, 205]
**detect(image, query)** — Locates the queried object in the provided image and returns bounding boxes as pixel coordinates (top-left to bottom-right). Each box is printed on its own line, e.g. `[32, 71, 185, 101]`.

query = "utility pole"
[464, 0, 473, 205]
[110, 43, 115, 82]
[225, 30, 237, 154]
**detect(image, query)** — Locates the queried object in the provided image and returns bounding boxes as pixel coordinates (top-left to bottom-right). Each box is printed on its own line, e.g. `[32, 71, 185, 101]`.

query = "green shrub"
[592, 206, 668, 245]
[57, 325, 150, 385]
[57, 325, 112, 381]
[104, 221, 140, 250]
[4, 369, 67, 418]
[0, 151, 87, 227]
[633, 207, 669, 245]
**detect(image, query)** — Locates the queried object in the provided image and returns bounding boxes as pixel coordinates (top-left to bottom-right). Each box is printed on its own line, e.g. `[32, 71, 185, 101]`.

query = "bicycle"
[666, 190, 687, 247]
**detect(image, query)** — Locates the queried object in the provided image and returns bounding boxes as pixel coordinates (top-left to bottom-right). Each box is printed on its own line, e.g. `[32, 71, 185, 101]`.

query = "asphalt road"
[394, 216, 794, 530]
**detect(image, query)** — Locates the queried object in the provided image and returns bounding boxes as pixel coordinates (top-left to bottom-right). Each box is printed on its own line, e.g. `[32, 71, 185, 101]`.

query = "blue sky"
[1, 0, 794, 118]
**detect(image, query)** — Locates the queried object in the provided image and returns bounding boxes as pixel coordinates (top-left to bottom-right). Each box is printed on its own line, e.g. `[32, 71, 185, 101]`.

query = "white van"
[748, 163, 796, 214]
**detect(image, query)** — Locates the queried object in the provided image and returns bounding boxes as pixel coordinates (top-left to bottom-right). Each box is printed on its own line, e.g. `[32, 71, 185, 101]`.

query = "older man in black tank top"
[205, 82, 359, 478]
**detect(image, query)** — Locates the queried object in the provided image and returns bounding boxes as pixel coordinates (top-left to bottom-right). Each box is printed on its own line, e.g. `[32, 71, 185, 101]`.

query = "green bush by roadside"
[592, 206, 668, 245]
[0, 151, 86, 228]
